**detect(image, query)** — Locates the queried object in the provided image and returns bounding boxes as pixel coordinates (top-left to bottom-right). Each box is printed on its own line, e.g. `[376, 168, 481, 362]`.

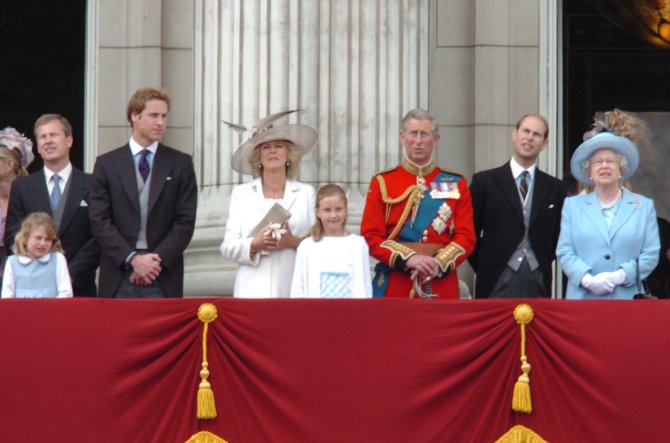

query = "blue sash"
[397, 173, 450, 242]
[373, 170, 455, 297]
[372, 262, 390, 298]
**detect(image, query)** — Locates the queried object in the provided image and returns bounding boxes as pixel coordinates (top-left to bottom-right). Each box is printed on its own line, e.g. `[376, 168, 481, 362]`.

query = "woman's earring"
[258, 163, 262, 169]
[286, 161, 290, 167]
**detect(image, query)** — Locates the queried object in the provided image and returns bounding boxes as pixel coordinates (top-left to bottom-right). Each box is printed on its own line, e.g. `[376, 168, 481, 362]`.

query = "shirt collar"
[510, 158, 536, 180]
[129, 138, 158, 156]
[17, 252, 53, 265]
[44, 163, 73, 185]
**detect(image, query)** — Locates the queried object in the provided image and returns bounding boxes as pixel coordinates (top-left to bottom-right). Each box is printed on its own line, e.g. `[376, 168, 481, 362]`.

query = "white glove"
[601, 269, 627, 286]
[581, 273, 615, 296]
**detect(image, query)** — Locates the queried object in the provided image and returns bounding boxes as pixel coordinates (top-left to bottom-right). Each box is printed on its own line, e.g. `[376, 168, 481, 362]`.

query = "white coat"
[220, 178, 316, 298]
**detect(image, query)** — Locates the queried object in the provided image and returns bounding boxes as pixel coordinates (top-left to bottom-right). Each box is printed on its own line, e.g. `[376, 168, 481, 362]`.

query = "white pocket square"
[548, 204, 554, 208]
[166, 176, 172, 181]
[80, 200, 88, 207]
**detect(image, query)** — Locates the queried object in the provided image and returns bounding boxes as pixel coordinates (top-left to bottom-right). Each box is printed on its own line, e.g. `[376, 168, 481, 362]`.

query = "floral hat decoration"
[0, 127, 35, 168]
[570, 109, 649, 186]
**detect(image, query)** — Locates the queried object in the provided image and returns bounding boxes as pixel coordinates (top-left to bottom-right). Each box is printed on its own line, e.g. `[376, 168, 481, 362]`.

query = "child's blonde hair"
[13, 212, 64, 256]
[308, 184, 348, 241]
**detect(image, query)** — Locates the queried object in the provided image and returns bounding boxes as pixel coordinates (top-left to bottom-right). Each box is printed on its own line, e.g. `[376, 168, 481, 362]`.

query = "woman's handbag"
[633, 259, 657, 299]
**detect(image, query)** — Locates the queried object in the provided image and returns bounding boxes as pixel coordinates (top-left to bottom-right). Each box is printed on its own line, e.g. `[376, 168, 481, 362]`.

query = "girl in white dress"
[290, 184, 372, 298]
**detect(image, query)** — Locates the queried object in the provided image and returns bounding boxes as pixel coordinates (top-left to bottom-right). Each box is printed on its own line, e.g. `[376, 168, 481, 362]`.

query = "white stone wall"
[189, 0, 431, 296]
[87, 0, 194, 168]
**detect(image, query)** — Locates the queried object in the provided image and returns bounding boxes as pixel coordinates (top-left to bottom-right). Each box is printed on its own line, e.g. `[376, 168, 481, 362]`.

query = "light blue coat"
[557, 189, 660, 299]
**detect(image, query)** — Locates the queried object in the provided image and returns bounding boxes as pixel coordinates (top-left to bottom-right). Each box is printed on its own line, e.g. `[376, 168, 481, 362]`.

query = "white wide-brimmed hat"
[0, 127, 34, 168]
[570, 131, 639, 186]
[228, 110, 317, 175]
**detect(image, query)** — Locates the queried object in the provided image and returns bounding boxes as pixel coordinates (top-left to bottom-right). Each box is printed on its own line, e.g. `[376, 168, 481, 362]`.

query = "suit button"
[605, 255, 611, 260]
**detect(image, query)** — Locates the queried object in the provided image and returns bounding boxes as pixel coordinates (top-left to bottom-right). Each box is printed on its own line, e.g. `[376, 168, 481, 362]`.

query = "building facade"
[86, 0, 562, 296]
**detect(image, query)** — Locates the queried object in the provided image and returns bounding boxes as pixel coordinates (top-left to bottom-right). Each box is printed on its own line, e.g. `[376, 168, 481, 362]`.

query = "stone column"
[189, 0, 431, 296]
[87, 0, 194, 163]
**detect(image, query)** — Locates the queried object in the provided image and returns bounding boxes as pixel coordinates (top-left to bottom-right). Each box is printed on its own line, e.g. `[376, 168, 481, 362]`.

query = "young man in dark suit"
[5, 114, 100, 296]
[89, 87, 197, 298]
[468, 114, 566, 298]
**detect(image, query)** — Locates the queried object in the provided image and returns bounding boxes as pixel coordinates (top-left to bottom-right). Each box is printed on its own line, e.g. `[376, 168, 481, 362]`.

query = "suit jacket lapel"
[282, 180, 300, 212]
[148, 144, 172, 214]
[583, 192, 611, 244]
[58, 169, 86, 235]
[248, 178, 265, 211]
[529, 170, 550, 226]
[117, 145, 141, 213]
[28, 171, 52, 212]
[496, 166, 524, 224]
[248, 178, 298, 214]
[609, 189, 637, 238]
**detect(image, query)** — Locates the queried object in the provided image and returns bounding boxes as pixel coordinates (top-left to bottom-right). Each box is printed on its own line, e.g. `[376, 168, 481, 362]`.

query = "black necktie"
[138, 149, 151, 182]
[519, 170, 529, 201]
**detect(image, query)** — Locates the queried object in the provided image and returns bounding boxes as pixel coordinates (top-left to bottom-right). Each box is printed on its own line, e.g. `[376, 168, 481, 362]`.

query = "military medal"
[430, 182, 460, 199]
[431, 202, 452, 234]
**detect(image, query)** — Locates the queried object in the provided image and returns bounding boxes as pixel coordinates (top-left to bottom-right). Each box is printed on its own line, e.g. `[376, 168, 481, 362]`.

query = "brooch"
[417, 175, 427, 193]
[431, 202, 452, 234]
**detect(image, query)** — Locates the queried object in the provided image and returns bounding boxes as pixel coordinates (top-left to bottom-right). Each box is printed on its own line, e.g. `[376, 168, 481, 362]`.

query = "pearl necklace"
[598, 189, 622, 209]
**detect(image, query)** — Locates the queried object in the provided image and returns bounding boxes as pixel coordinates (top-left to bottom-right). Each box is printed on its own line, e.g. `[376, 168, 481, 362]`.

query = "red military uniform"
[361, 158, 475, 298]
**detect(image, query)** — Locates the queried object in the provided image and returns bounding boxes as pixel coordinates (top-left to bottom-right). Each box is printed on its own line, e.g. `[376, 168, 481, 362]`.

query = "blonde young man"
[89, 87, 197, 298]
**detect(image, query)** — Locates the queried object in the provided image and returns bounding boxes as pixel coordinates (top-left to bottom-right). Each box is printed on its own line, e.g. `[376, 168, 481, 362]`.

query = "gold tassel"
[512, 304, 534, 414]
[197, 303, 218, 419]
[494, 425, 548, 443]
[185, 430, 230, 443]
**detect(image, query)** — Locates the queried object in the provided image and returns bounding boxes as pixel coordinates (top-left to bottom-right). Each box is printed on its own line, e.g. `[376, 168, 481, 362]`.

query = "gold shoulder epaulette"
[437, 167, 464, 178]
[374, 165, 400, 177]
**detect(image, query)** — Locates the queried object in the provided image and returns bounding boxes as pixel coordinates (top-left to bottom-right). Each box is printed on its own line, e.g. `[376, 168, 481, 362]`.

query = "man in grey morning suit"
[5, 114, 100, 296]
[89, 87, 197, 298]
[468, 114, 566, 298]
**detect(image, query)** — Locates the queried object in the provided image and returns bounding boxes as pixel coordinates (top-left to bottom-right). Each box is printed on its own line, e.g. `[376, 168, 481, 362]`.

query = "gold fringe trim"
[375, 175, 423, 239]
[434, 242, 466, 273]
[512, 304, 534, 414]
[197, 303, 218, 420]
[494, 425, 548, 443]
[185, 430, 230, 443]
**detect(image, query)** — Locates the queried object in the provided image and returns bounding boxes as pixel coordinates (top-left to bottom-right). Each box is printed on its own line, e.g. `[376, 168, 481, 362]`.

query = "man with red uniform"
[361, 108, 475, 298]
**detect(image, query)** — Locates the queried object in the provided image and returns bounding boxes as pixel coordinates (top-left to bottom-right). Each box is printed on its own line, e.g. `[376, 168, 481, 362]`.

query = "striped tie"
[519, 170, 529, 201]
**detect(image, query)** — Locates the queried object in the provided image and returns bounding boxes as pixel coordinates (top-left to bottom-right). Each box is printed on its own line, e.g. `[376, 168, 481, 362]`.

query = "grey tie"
[51, 174, 62, 209]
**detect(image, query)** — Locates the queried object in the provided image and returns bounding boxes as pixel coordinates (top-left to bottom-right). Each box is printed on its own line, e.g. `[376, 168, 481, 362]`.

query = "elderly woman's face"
[589, 148, 621, 187]
[258, 140, 289, 173]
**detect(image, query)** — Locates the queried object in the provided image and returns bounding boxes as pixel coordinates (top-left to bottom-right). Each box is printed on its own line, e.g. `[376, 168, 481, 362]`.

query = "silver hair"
[401, 108, 439, 134]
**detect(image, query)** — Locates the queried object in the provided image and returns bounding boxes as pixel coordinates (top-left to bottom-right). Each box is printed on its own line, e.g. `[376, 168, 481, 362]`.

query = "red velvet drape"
[1, 299, 669, 442]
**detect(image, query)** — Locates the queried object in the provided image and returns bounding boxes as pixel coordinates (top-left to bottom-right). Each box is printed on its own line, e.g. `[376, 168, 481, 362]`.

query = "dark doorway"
[0, 0, 87, 172]
[563, 1, 670, 168]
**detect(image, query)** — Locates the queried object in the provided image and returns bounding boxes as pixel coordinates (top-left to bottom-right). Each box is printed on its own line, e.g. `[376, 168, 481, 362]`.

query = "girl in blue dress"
[1, 212, 73, 298]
